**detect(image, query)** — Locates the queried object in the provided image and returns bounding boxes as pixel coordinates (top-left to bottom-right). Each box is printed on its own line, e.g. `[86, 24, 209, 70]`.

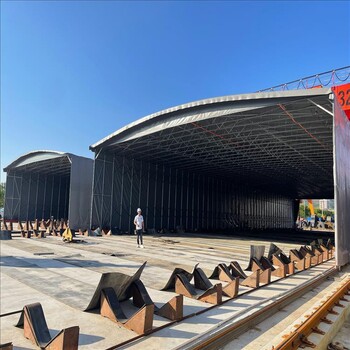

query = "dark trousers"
[136, 229, 143, 245]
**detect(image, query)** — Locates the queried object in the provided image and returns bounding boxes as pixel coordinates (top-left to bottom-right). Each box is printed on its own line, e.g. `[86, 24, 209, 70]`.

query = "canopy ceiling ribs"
[91, 89, 334, 199]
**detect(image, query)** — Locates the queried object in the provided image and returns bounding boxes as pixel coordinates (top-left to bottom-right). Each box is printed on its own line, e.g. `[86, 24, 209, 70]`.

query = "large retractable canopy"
[4, 150, 72, 176]
[91, 89, 334, 199]
[4, 150, 93, 230]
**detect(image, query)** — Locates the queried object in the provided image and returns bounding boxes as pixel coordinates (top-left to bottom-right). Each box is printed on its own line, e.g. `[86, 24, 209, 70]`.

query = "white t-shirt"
[134, 215, 144, 230]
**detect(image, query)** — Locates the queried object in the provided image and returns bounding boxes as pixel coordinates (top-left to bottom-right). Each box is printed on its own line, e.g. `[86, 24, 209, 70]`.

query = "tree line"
[298, 203, 334, 219]
[0, 183, 5, 208]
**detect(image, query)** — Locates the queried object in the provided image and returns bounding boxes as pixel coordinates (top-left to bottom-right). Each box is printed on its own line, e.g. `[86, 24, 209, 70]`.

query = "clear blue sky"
[1, 1, 349, 181]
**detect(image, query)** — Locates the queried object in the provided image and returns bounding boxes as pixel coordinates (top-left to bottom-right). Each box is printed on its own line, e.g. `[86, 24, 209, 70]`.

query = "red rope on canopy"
[278, 104, 328, 150]
[190, 122, 240, 146]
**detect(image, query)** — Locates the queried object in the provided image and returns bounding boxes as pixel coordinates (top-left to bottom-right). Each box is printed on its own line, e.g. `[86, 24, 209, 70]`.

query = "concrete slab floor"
[330, 314, 350, 349]
[0, 233, 334, 349]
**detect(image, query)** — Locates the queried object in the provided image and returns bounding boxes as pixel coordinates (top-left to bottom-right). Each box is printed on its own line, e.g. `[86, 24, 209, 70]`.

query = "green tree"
[299, 204, 310, 218]
[0, 183, 5, 208]
[315, 208, 334, 219]
[298, 201, 334, 220]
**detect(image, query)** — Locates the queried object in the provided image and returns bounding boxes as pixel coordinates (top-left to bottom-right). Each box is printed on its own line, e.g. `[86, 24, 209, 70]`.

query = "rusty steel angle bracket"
[259, 268, 271, 285]
[124, 304, 154, 335]
[240, 270, 260, 288]
[222, 277, 239, 298]
[198, 284, 222, 305]
[100, 287, 154, 335]
[15, 303, 79, 350]
[155, 295, 183, 321]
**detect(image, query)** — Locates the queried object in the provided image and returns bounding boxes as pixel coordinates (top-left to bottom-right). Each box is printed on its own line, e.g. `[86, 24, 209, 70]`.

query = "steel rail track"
[174, 265, 337, 350]
[274, 277, 350, 350]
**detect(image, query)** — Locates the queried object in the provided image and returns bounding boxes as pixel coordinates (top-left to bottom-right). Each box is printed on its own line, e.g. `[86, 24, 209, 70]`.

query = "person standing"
[134, 208, 145, 248]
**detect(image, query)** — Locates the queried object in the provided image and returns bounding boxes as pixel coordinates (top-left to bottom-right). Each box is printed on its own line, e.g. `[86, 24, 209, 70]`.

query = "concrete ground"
[330, 314, 350, 349]
[0, 232, 336, 349]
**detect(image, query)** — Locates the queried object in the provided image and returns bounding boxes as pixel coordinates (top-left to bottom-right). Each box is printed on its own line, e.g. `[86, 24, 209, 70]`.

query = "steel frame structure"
[90, 89, 334, 233]
[259, 66, 350, 92]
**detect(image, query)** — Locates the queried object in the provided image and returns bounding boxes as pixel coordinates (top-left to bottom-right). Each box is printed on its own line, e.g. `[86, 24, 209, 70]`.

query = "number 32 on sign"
[333, 83, 350, 120]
